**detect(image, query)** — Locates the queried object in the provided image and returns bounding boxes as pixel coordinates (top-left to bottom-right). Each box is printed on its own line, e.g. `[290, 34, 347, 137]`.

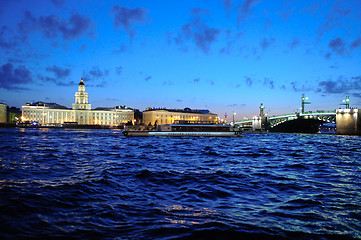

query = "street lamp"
[301, 94, 310, 114]
[342, 96, 350, 109]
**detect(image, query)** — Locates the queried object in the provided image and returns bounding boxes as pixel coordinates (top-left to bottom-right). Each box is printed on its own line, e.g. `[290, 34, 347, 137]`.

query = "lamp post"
[301, 94, 310, 114]
[342, 96, 350, 109]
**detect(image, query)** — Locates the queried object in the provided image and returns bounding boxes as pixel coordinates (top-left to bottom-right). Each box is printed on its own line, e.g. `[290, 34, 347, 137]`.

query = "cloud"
[144, 76, 152, 81]
[18, 11, 96, 41]
[219, 31, 243, 55]
[319, 76, 361, 94]
[263, 20, 272, 31]
[260, 38, 275, 50]
[236, 0, 260, 24]
[227, 104, 237, 107]
[193, 77, 200, 83]
[0, 26, 25, 49]
[191, 8, 210, 15]
[82, 67, 109, 85]
[51, 0, 65, 8]
[0, 63, 33, 90]
[244, 76, 253, 86]
[328, 37, 346, 55]
[95, 81, 106, 88]
[289, 38, 299, 49]
[350, 37, 361, 51]
[290, 81, 315, 92]
[351, 93, 361, 100]
[8, 58, 24, 64]
[223, 0, 234, 16]
[317, 5, 351, 39]
[162, 80, 173, 86]
[227, 103, 246, 108]
[173, 9, 221, 53]
[281, 1, 295, 19]
[116, 66, 123, 75]
[113, 44, 128, 54]
[79, 44, 87, 52]
[263, 78, 274, 89]
[290, 82, 298, 91]
[106, 98, 121, 101]
[86, 67, 109, 79]
[38, 75, 76, 86]
[324, 52, 332, 59]
[46, 65, 71, 79]
[302, 3, 319, 15]
[111, 5, 149, 38]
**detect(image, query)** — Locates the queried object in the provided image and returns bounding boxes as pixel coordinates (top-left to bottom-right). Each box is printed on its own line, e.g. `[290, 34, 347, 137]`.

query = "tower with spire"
[72, 78, 91, 110]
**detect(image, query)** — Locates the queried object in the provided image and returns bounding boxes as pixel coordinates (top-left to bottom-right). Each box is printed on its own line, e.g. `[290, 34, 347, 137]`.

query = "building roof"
[144, 107, 213, 115]
[79, 78, 85, 86]
[26, 101, 70, 109]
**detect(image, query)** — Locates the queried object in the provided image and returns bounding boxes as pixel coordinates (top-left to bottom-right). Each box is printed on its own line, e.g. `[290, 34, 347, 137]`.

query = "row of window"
[154, 115, 215, 120]
[23, 109, 133, 125]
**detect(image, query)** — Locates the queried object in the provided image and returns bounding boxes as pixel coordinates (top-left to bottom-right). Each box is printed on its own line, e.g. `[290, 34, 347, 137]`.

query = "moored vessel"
[123, 124, 242, 137]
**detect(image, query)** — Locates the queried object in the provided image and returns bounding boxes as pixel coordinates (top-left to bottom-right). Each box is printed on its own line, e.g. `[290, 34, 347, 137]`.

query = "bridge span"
[232, 95, 360, 135]
[236, 111, 336, 132]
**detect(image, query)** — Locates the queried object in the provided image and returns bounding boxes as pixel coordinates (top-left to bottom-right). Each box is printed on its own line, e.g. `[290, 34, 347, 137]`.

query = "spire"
[79, 77, 85, 86]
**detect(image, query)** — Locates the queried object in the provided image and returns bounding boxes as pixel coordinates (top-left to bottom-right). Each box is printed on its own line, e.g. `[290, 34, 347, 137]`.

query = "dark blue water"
[0, 128, 360, 239]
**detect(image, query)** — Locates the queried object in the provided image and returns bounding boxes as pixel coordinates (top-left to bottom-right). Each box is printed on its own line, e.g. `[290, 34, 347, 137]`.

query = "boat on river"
[123, 124, 242, 137]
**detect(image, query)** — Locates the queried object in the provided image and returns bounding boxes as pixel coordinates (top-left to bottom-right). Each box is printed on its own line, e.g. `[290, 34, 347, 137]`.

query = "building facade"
[143, 108, 218, 125]
[0, 103, 7, 123]
[22, 79, 134, 126]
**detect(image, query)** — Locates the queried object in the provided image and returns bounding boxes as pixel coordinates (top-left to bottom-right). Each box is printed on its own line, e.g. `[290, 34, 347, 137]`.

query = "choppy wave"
[0, 128, 360, 239]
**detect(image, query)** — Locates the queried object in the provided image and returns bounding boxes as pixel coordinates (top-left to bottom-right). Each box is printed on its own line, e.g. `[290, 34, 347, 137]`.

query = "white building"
[21, 78, 134, 126]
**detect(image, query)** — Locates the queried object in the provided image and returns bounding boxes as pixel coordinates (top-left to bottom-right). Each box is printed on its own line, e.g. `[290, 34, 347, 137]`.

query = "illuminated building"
[143, 107, 218, 125]
[0, 103, 7, 123]
[21, 79, 134, 126]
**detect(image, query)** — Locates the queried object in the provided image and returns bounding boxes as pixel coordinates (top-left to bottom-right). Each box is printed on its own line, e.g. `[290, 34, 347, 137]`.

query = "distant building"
[8, 107, 21, 123]
[0, 103, 7, 123]
[143, 107, 218, 125]
[21, 78, 134, 126]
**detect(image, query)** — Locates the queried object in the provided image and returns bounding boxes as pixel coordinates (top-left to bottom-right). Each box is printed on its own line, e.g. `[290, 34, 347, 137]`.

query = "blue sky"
[0, 0, 360, 120]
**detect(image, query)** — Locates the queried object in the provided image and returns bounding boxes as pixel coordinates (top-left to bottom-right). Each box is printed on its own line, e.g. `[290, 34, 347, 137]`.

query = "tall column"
[260, 103, 264, 117]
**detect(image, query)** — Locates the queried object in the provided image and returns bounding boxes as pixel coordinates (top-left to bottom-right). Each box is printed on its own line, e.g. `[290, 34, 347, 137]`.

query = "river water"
[0, 128, 360, 239]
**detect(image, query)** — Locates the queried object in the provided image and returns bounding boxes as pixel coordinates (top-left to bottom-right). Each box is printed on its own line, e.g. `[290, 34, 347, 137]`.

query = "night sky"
[0, 0, 360, 120]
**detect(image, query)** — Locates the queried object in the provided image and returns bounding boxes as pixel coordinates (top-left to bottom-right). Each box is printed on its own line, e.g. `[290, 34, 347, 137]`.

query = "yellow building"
[143, 107, 218, 125]
[21, 79, 134, 126]
[0, 103, 7, 123]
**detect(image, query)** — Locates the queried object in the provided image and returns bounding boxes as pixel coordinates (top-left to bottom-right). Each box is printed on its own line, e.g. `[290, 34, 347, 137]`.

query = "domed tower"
[72, 78, 91, 110]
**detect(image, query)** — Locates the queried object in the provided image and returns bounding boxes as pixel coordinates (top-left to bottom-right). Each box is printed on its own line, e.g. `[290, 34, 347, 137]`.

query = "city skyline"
[0, 0, 360, 121]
